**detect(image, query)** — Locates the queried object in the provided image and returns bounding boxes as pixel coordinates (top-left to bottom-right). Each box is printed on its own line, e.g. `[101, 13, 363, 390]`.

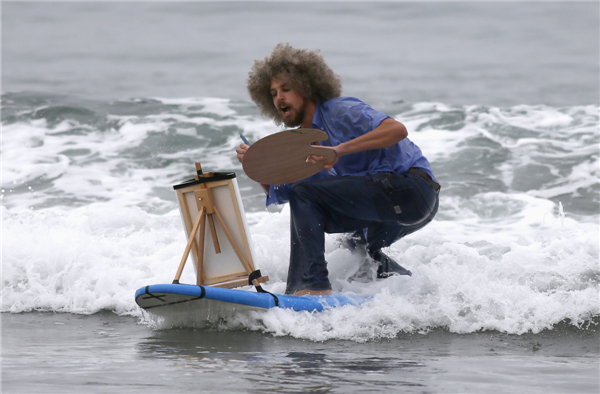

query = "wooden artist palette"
[242, 128, 337, 185]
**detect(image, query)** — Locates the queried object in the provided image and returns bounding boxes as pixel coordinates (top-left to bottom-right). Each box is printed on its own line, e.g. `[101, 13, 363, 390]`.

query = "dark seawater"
[3, 2, 598, 106]
[2, 313, 599, 394]
[2, 2, 599, 393]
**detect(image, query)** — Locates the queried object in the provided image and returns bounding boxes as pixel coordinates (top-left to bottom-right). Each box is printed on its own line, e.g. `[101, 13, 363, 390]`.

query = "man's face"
[270, 75, 308, 128]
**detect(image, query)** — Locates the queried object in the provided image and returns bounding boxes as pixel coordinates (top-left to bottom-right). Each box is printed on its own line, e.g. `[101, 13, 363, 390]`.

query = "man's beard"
[281, 99, 307, 128]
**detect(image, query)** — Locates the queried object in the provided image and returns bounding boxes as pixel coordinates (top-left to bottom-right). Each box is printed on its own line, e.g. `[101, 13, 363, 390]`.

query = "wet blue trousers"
[285, 170, 439, 294]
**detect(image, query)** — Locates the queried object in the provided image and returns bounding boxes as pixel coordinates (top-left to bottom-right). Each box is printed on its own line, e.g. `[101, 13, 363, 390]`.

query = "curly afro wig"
[247, 43, 342, 125]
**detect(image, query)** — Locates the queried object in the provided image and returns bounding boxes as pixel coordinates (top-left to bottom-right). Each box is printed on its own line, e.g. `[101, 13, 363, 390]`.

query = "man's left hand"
[306, 145, 339, 170]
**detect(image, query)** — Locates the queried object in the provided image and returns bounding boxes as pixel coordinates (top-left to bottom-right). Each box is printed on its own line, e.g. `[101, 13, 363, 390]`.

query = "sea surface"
[2, 2, 599, 393]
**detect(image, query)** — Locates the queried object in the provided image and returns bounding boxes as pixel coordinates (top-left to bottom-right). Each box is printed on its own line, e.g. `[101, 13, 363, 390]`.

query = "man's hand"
[306, 145, 339, 170]
[236, 143, 249, 163]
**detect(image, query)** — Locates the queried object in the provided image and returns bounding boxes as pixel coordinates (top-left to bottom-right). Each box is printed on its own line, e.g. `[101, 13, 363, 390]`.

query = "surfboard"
[135, 284, 365, 315]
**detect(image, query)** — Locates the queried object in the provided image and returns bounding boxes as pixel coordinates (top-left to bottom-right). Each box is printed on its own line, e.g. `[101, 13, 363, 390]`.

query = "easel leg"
[173, 207, 205, 284]
[212, 205, 254, 274]
[196, 213, 207, 286]
[207, 214, 221, 254]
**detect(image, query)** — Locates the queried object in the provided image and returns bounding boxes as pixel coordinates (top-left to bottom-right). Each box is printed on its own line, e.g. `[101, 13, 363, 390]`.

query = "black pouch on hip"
[375, 177, 428, 226]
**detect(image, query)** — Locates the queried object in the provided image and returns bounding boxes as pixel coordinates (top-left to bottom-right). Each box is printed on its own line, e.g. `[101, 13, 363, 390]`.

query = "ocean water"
[2, 2, 599, 393]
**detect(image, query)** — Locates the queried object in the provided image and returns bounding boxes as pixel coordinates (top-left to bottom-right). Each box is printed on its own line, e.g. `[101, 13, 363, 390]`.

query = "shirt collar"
[311, 101, 324, 130]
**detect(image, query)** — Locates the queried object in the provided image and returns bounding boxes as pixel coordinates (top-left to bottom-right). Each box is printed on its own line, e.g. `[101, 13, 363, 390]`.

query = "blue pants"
[285, 170, 439, 294]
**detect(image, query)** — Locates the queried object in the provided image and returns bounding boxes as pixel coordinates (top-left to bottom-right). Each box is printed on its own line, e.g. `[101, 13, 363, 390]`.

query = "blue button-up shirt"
[266, 97, 437, 206]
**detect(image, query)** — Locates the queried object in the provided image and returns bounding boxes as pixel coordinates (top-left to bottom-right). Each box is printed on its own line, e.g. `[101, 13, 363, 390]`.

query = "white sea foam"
[2, 98, 598, 341]
[2, 195, 598, 341]
[1, 98, 283, 212]
[2, 119, 74, 185]
[153, 97, 237, 117]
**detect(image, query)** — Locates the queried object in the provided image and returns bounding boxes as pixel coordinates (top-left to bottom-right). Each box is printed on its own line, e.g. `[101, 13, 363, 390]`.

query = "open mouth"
[280, 105, 291, 117]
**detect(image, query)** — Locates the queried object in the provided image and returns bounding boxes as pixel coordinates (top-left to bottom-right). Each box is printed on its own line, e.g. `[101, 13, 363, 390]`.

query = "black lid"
[173, 172, 236, 190]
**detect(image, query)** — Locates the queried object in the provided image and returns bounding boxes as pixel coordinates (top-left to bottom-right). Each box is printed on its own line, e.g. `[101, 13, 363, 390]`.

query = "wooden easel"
[172, 163, 268, 289]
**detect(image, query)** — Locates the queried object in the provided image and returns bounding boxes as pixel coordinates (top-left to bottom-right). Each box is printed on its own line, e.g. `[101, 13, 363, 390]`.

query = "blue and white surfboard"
[135, 284, 364, 315]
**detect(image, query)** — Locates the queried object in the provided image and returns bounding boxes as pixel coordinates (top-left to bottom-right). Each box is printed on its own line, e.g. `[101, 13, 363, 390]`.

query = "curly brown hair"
[247, 43, 342, 125]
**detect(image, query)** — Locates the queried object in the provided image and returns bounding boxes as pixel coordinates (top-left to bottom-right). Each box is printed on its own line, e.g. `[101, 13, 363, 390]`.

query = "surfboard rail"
[135, 284, 365, 313]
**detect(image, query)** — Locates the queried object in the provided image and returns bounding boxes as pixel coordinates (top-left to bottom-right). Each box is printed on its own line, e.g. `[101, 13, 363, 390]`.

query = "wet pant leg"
[286, 177, 380, 294]
[285, 172, 439, 294]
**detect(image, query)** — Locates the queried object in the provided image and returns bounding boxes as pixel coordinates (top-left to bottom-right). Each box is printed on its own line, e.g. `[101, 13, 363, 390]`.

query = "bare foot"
[292, 289, 332, 296]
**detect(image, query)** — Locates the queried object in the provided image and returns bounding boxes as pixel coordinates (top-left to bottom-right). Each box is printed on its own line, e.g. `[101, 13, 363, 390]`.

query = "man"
[237, 43, 440, 296]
